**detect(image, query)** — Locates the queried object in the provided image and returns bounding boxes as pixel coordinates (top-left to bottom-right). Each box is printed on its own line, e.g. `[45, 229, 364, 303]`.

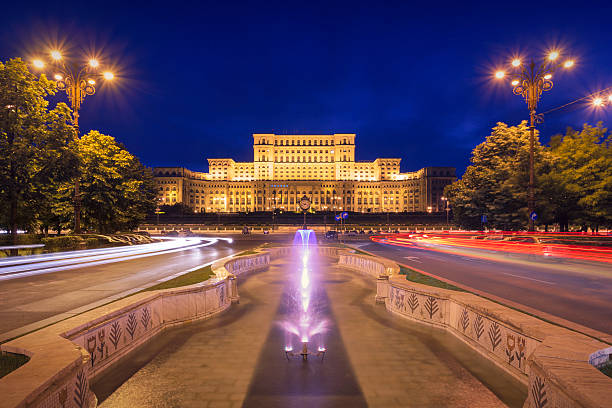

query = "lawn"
[141, 249, 261, 292]
[399, 266, 465, 292]
[143, 265, 215, 291]
[236, 249, 260, 256]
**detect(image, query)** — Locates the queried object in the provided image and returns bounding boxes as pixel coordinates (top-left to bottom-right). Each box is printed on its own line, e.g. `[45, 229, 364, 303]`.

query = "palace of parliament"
[154, 133, 456, 213]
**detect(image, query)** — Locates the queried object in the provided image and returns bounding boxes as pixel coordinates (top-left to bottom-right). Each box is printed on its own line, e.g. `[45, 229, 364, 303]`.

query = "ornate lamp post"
[441, 196, 450, 225]
[495, 51, 574, 231]
[32, 51, 115, 233]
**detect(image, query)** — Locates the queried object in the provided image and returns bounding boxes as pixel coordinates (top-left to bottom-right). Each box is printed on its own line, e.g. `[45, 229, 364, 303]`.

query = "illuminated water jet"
[282, 229, 327, 362]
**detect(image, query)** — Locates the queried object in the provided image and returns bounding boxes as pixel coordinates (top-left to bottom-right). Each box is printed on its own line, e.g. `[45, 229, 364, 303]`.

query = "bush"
[85, 237, 101, 248]
[81, 235, 111, 247]
[0, 234, 42, 245]
[41, 236, 83, 249]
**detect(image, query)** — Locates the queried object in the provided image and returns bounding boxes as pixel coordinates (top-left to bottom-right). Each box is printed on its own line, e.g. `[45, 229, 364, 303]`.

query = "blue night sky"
[1, 0, 611, 175]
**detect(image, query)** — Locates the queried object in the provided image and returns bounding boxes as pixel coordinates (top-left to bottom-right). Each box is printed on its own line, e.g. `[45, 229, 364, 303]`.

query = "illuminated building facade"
[154, 133, 455, 213]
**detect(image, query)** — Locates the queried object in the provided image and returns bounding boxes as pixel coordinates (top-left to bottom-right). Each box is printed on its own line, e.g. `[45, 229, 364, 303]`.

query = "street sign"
[335, 214, 341, 221]
[530, 211, 538, 221]
[341, 211, 348, 219]
[481, 215, 487, 223]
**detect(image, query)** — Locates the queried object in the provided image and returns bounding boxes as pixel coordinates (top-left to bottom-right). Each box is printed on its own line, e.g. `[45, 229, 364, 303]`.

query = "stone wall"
[334, 250, 612, 408]
[375, 269, 611, 408]
[0, 250, 270, 408]
[338, 251, 399, 278]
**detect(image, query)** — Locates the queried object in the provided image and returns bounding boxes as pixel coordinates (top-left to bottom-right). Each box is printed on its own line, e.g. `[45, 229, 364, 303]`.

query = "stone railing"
[264, 245, 338, 259]
[337, 250, 399, 278]
[375, 274, 611, 408]
[0, 250, 270, 408]
[334, 248, 611, 408]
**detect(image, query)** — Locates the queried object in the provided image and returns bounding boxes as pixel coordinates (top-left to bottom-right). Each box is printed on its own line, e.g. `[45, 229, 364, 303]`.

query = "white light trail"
[0, 237, 229, 282]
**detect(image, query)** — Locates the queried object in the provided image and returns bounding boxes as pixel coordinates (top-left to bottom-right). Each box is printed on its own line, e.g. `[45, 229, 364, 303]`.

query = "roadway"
[351, 239, 612, 337]
[0, 234, 285, 339]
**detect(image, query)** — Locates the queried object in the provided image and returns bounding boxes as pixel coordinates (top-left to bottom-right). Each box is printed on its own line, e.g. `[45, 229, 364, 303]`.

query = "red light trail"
[371, 232, 612, 264]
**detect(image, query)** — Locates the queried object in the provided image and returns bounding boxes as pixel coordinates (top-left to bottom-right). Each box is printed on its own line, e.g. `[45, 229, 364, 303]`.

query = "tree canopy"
[544, 123, 611, 230]
[0, 58, 75, 239]
[0, 58, 156, 240]
[445, 121, 611, 231]
[73, 131, 156, 233]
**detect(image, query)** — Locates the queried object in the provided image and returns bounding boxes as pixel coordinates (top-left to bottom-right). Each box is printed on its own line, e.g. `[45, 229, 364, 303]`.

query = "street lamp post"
[32, 51, 115, 234]
[441, 196, 450, 225]
[495, 51, 574, 231]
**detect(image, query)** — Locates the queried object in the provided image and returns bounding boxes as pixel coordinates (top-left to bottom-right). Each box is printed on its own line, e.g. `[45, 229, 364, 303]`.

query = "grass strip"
[0, 352, 29, 379]
[143, 265, 215, 291]
[399, 265, 466, 292]
[237, 249, 259, 256]
[140, 248, 259, 292]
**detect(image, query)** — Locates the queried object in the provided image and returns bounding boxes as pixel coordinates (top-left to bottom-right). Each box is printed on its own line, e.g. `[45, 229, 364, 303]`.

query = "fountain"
[292, 229, 317, 246]
[282, 229, 327, 361]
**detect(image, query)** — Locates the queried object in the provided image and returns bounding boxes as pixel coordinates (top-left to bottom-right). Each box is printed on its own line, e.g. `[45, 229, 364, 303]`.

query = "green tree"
[60, 130, 156, 233]
[444, 121, 550, 230]
[545, 123, 612, 231]
[0, 58, 75, 242]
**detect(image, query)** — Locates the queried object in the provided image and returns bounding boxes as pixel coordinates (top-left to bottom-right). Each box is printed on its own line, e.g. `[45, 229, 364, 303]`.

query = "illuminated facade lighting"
[153, 134, 456, 213]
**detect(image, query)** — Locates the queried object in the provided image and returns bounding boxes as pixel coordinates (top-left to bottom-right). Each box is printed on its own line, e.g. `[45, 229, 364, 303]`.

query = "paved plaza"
[94, 252, 525, 408]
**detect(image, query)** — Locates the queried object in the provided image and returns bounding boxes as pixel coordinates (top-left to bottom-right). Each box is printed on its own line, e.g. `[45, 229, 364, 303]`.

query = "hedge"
[40, 236, 83, 249]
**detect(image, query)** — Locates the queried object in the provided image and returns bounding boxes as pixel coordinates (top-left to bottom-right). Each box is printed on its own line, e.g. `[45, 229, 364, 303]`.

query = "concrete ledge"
[0, 249, 271, 408]
[337, 251, 612, 408]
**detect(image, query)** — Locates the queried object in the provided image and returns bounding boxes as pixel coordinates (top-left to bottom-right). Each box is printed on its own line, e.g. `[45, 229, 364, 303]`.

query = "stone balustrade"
[370, 267, 611, 408]
[337, 250, 399, 278]
[332, 248, 612, 407]
[0, 250, 271, 408]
